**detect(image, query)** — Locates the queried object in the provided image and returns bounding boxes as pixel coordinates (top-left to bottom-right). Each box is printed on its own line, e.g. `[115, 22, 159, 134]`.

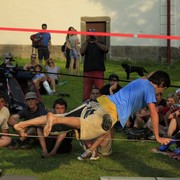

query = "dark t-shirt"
[100, 84, 122, 95]
[157, 99, 167, 107]
[18, 104, 47, 120]
[82, 42, 108, 72]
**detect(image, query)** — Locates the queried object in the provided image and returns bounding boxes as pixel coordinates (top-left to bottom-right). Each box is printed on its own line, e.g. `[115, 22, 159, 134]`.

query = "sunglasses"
[88, 29, 96, 32]
[31, 56, 36, 59]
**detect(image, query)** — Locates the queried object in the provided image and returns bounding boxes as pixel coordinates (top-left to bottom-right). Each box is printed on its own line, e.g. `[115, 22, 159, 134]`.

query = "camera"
[89, 35, 96, 41]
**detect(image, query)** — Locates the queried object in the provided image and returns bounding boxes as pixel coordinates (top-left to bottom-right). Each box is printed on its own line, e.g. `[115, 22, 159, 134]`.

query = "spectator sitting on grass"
[32, 64, 53, 95]
[40, 98, 73, 158]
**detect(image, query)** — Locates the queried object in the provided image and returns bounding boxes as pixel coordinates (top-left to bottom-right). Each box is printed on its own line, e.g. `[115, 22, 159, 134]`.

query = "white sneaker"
[77, 149, 92, 161]
[90, 151, 99, 161]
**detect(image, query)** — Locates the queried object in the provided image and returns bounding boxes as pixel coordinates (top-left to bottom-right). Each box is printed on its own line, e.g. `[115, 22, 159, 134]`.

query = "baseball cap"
[25, 92, 37, 100]
[176, 88, 180, 96]
[4, 52, 12, 63]
[109, 73, 119, 81]
[4, 52, 12, 59]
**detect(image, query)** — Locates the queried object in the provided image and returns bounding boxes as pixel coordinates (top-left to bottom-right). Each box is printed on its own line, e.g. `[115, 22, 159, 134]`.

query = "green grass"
[0, 58, 180, 179]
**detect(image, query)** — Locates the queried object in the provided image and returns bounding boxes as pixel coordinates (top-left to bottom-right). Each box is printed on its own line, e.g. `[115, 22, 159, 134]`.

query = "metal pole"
[167, 0, 171, 64]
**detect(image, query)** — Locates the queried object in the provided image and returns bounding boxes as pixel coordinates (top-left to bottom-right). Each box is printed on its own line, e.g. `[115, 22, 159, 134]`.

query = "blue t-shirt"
[36, 32, 51, 46]
[108, 78, 156, 127]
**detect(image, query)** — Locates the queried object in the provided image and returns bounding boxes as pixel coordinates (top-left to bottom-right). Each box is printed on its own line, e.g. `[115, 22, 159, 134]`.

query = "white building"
[0, 0, 179, 61]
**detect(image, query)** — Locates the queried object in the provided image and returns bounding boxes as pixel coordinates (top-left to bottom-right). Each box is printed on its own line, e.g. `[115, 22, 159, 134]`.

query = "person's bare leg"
[14, 115, 47, 137]
[43, 112, 81, 137]
[167, 118, 177, 137]
[44, 133, 67, 158]
[37, 128, 48, 155]
[89, 129, 114, 151]
[0, 136, 12, 147]
[89, 133, 109, 152]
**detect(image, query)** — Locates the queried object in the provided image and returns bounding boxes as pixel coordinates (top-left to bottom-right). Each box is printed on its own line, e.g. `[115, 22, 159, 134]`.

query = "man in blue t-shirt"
[35, 23, 51, 66]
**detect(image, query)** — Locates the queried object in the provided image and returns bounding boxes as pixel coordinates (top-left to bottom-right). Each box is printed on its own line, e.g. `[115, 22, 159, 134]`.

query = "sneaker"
[148, 135, 156, 140]
[8, 139, 21, 150]
[90, 151, 99, 161]
[101, 114, 112, 131]
[77, 149, 92, 161]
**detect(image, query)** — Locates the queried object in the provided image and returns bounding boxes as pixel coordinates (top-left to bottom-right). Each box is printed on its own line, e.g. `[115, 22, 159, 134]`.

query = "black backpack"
[127, 128, 151, 140]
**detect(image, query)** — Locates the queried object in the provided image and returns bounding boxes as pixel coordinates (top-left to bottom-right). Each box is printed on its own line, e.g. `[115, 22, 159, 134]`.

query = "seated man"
[14, 71, 172, 156]
[8, 91, 47, 149]
[100, 73, 122, 95]
[40, 98, 73, 158]
[0, 92, 11, 147]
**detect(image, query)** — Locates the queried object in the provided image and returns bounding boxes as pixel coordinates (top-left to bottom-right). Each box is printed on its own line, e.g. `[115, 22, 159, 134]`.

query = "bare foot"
[41, 152, 56, 158]
[43, 112, 55, 137]
[14, 123, 27, 137]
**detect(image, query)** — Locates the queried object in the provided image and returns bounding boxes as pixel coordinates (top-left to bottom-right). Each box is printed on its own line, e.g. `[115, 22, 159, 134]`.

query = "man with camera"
[80, 29, 108, 102]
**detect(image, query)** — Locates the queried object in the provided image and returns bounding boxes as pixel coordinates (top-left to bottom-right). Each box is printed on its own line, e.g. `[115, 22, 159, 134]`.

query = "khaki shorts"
[79, 105, 117, 140]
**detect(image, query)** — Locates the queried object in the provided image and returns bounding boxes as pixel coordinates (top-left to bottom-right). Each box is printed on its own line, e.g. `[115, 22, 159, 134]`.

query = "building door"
[81, 16, 111, 59]
[86, 22, 106, 43]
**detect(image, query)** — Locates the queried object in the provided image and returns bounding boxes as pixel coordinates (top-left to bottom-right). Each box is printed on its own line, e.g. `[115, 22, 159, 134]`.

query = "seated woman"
[45, 59, 61, 94]
[23, 54, 38, 71]
[167, 104, 180, 137]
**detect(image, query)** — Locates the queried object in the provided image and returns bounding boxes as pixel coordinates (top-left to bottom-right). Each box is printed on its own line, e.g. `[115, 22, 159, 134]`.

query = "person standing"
[80, 29, 108, 102]
[66, 27, 80, 75]
[35, 23, 51, 66]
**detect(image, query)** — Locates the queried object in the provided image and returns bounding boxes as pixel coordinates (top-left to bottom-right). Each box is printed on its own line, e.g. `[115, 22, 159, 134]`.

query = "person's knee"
[0, 136, 11, 147]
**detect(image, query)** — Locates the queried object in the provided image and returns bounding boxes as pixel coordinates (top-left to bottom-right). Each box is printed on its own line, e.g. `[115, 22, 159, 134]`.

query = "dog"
[121, 63, 148, 80]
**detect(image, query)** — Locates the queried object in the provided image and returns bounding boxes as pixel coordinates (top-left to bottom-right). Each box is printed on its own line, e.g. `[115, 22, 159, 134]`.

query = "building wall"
[1, 0, 180, 46]
[0, 0, 180, 61]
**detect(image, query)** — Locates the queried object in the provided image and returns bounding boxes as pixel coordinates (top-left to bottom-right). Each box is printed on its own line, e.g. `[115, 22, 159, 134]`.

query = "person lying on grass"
[14, 70, 172, 150]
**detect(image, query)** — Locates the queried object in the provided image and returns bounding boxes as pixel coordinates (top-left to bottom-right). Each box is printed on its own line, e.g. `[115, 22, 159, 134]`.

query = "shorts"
[38, 46, 50, 60]
[79, 103, 117, 140]
[70, 48, 79, 59]
[50, 101, 117, 140]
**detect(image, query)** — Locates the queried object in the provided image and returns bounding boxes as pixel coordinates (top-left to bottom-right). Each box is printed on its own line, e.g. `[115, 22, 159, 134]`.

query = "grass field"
[0, 58, 180, 179]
